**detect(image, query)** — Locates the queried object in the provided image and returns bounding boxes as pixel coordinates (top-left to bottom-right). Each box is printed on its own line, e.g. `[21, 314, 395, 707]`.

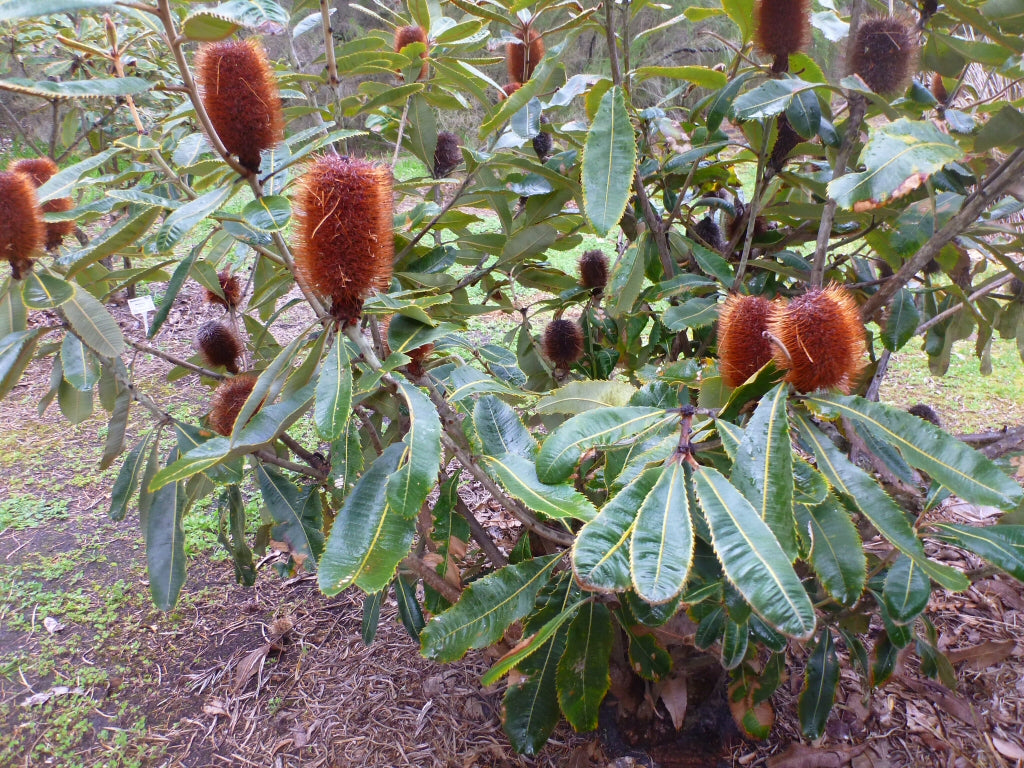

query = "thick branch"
[402, 555, 462, 602]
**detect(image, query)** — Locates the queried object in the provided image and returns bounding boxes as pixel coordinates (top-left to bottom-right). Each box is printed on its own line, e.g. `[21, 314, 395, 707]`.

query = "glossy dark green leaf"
[721, 618, 749, 669]
[871, 632, 899, 687]
[502, 619, 567, 755]
[257, 464, 324, 567]
[217, 485, 256, 586]
[694, 466, 816, 639]
[474, 394, 536, 457]
[61, 333, 99, 391]
[420, 554, 560, 663]
[62, 290, 124, 359]
[361, 590, 384, 645]
[733, 78, 816, 119]
[581, 86, 637, 237]
[663, 297, 719, 330]
[146, 478, 186, 611]
[241, 195, 291, 232]
[481, 599, 584, 686]
[630, 459, 693, 604]
[934, 524, 1024, 582]
[394, 575, 426, 640]
[314, 338, 352, 441]
[100, 389, 130, 469]
[627, 628, 672, 680]
[784, 88, 821, 138]
[794, 496, 866, 605]
[148, 244, 199, 339]
[58, 377, 92, 424]
[882, 555, 931, 624]
[799, 627, 839, 739]
[0, 329, 45, 400]
[386, 379, 441, 519]
[109, 432, 153, 521]
[556, 602, 614, 732]
[481, 452, 597, 521]
[881, 288, 920, 352]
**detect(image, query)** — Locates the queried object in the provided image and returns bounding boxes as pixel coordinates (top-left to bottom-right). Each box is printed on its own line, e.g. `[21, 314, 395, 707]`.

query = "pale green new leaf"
[535, 380, 636, 416]
[630, 460, 693, 604]
[581, 86, 637, 237]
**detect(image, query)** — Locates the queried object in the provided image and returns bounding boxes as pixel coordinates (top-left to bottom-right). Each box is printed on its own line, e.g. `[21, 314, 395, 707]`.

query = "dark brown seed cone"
[205, 269, 243, 309]
[507, 28, 544, 84]
[579, 249, 609, 291]
[950, 245, 972, 290]
[195, 39, 284, 174]
[532, 129, 553, 161]
[542, 319, 584, 368]
[693, 216, 725, 252]
[209, 373, 258, 436]
[9, 158, 74, 250]
[195, 320, 243, 374]
[0, 171, 44, 280]
[931, 72, 948, 104]
[908, 403, 941, 427]
[394, 25, 429, 81]
[717, 294, 778, 388]
[294, 155, 394, 327]
[755, 0, 810, 64]
[850, 17, 918, 95]
[500, 82, 522, 100]
[874, 258, 894, 279]
[433, 131, 461, 178]
[768, 114, 803, 174]
[922, 258, 941, 275]
[769, 285, 866, 393]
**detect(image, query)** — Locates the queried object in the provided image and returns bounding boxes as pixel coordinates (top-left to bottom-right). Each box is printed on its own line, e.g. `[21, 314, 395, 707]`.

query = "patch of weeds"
[0, 495, 69, 530]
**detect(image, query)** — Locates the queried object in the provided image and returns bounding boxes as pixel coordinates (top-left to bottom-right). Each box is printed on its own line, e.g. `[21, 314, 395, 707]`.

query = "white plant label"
[128, 295, 157, 335]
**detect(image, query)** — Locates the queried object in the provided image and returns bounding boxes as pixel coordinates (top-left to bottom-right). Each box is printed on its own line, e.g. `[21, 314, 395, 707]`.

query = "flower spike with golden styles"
[755, 0, 810, 73]
[717, 294, 779, 388]
[294, 155, 394, 327]
[394, 25, 428, 81]
[205, 269, 243, 309]
[8, 157, 74, 251]
[507, 27, 544, 84]
[195, 38, 284, 174]
[851, 17, 918, 95]
[768, 285, 866, 393]
[0, 171, 45, 280]
[542, 319, 584, 369]
[208, 374, 259, 436]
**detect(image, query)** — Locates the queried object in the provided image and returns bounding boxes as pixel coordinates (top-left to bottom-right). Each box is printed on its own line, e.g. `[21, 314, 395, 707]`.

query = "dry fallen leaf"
[657, 675, 688, 731]
[767, 742, 869, 768]
[945, 640, 1015, 672]
[992, 736, 1024, 761]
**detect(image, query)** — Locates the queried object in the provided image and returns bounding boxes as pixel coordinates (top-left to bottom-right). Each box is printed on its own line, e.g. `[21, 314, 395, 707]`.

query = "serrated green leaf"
[62, 289, 124, 359]
[22, 270, 75, 309]
[799, 627, 839, 738]
[733, 78, 817, 119]
[35, 148, 120, 203]
[241, 195, 291, 232]
[146, 478, 186, 611]
[502, 614, 567, 755]
[731, 384, 797, 560]
[794, 496, 866, 605]
[934, 524, 1024, 582]
[630, 460, 693, 604]
[361, 590, 384, 645]
[61, 333, 99, 391]
[582, 86, 637, 237]
[481, 598, 584, 686]
[535, 380, 636, 415]
[481, 452, 597, 521]
[109, 433, 153, 522]
[256, 464, 324, 567]
[155, 185, 237, 253]
[387, 378, 441, 519]
[420, 554, 560, 663]
[556, 602, 614, 732]
[474, 394, 536, 457]
[694, 465, 816, 639]
[0, 77, 151, 100]
[314, 338, 352, 441]
[882, 555, 930, 624]
[663, 296, 719, 330]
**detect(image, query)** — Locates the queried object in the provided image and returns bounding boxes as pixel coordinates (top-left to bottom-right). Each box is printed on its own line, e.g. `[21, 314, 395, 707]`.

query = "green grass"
[0, 495, 69, 531]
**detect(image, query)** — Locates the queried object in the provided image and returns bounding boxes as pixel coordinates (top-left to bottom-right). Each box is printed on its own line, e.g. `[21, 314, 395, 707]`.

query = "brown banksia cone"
[433, 131, 461, 178]
[532, 119, 553, 161]
[196, 320, 243, 374]
[8, 157, 74, 251]
[930, 72, 948, 105]
[768, 113, 803, 174]
[405, 342, 435, 378]
[850, 17, 918, 95]
[0, 170, 44, 280]
[209, 373, 259, 436]
[755, 0, 810, 73]
[693, 216, 725, 252]
[768, 285, 866, 393]
[195, 38, 284, 174]
[294, 155, 394, 326]
[507, 27, 544, 84]
[717, 294, 778, 388]
[394, 25, 429, 81]
[579, 249, 609, 292]
[907, 403, 941, 427]
[542, 319, 584, 368]
[205, 269, 243, 309]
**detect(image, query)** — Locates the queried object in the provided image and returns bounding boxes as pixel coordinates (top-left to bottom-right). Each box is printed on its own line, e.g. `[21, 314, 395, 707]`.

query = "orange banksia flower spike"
[755, 0, 810, 72]
[0, 170, 45, 279]
[195, 38, 284, 174]
[579, 250, 609, 292]
[500, 82, 522, 100]
[196, 320, 243, 374]
[208, 373, 259, 436]
[542, 319, 584, 368]
[717, 294, 778, 388]
[851, 17, 917, 95]
[8, 157, 74, 251]
[507, 27, 544, 84]
[205, 269, 243, 309]
[394, 25, 429, 81]
[294, 155, 394, 326]
[768, 284, 866, 393]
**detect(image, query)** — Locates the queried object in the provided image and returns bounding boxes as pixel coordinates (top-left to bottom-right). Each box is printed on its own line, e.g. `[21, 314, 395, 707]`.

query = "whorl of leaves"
[717, 294, 777, 388]
[195, 39, 284, 174]
[542, 319, 584, 368]
[294, 155, 394, 326]
[579, 249, 609, 291]
[0, 171, 44, 279]
[9, 157, 74, 250]
[507, 28, 544, 83]
[850, 17, 917, 95]
[205, 269, 243, 309]
[433, 131, 462, 178]
[769, 285, 866, 393]
[755, 0, 810, 71]
[208, 374, 258, 436]
[394, 25, 428, 81]
[195, 320, 243, 374]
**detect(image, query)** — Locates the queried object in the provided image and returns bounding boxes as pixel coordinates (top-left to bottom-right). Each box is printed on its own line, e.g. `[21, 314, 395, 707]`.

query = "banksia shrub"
[394, 25, 428, 81]
[768, 285, 866, 393]
[579, 249, 609, 292]
[195, 39, 284, 174]
[294, 155, 394, 326]
[542, 319, 584, 368]
[0, 171, 44, 279]
[433, 131, 461, 178]
[205, 269, 243, 309]
[717, 294, 777, 388]
[507, 28, 544, 83]
[8, 157, 73, 250]
[755, 0, 810, 71]
[693, 216, 725, 252]
[209, 373, 258, 436]
[196, 320, 243, 374]
[850, 17, 917, 95]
